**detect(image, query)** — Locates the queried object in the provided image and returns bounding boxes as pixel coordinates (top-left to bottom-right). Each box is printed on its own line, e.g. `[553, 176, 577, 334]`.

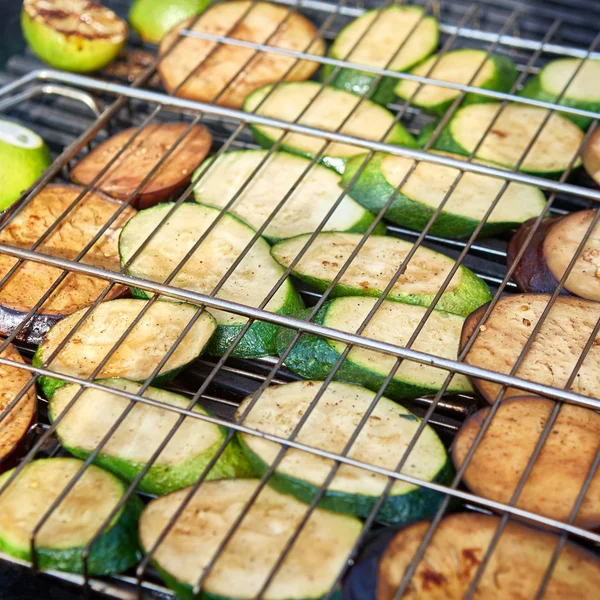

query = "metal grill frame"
[0, 0, 599, 598]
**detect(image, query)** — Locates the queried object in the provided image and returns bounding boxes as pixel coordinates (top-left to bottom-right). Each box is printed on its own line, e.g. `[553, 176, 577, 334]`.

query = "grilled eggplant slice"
[0, 344, 36, 471]
[0, 458, 142, 575]
[236, 380, 452, 523]
[461, 294, 600, 403]
[33, 299, 217, 399]
[276, 298, 472, 399]
[508, 210, 600, 301]
[452, 396, 600, 528]
[21, 0, 127, 73]
[270, 232, 491, 317]
[0, 184, 136, 345]
[377, 512, 600, 600]
[139, 479, 362, 600]
[119, 203, 304, 358]
[158, 0, 325, 109]
[71, 123, 212, 209]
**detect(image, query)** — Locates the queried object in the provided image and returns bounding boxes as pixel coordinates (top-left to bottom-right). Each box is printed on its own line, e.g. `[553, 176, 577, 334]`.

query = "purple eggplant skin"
[507, 216, 568, 295]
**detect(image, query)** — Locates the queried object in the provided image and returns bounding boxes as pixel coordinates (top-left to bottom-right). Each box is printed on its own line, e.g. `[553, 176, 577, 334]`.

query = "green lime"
[129, 0, 212, 43]
[21, 0, 128, 73]
[0, 120, 51, 211]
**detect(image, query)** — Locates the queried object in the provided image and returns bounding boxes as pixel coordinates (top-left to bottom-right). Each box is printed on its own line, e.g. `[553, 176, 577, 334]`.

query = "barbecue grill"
[0, 0, 598, 598]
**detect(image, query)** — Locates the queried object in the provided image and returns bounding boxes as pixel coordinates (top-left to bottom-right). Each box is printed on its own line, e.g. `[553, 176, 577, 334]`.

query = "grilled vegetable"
[129, 0, 211, 44]
[237, 380, 452, 523]
[244, 82, 417, 174]
[461, 294, 600, 403]
[582, 126, 600, 185]
[139, 479, 362, 600]
[71, 123, 212, 209]
[49, 379, 252, 496]
[0, 120, 50, 211]
[395, 50, 518, 115]
[453, 396, 600, 529]
[342, 151, 546, 239]
[119, 203, 304, 358]
[377, 512, 600, 600]
[508, 210, 600, 301]
[158, 1, 325, 109]
[0, 344, 36, 471]
[276, 298, 472, 399]
[432, 102, 584, 177]
[519, 58, 600, 129]
[0, 184, 137, 345]
[33, 299, 217, 399]
[192, 150, 385, 242]
[270, 232, 491, 317]
[21, 0, 127, 73]
[0, 458, 142, 575]
[322, 5, 438, 105]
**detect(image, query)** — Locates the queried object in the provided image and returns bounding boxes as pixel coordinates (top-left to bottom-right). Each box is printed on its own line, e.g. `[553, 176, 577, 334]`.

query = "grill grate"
[0, 0, 599, 598]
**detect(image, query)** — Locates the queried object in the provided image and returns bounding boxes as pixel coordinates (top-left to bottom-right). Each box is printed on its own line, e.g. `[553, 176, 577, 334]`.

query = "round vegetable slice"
[270, 232, 491, 317]
[508, 210, 600, 301]
[520, 58, 600, 130]
[21, 0, 127, 73]
[244, 81, 417, 174]
[461, 294, 600, 403]
[0, 344, 36, 471]
[452, 396, 600, 528]
[139, 479, 362, 600]
[0, 184, 137, 345]
[277, 298, 472, 399]
[158, 1, 326, 109]
[0, 120, 50, 211]
[192, 149, 385, 242]
[582, 126, 600, 185]
[71, 123, 212, 209]
[377, 512, 600, 600]
[119, 203, 304, 358]
[343, 151, 546, 239]
[33, 298, 217, 399]
[323, 5, 439, 105]
[395, 50, 518, 115]
[433, 102, 584, 177]
[49, 378, 252, 495]
[237, 380, 452, 523]
[0, 458, 142, 575]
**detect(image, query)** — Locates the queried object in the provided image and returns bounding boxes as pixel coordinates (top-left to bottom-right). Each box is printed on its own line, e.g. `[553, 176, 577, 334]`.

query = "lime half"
[21, 0, 128, 73]
[0, 120, 51, 211]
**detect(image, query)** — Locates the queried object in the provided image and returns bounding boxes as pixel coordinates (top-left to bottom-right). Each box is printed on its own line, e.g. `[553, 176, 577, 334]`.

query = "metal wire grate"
[0, 0, 598, 598]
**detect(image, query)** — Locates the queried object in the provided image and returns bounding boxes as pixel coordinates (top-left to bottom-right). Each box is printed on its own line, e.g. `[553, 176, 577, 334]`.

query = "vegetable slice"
[119, 203, 304, 358]
[461, 294, 600, 403]
[343, 151, 546, 239]
[21, 0, 127, 73]
[508, 210, 600, 301]
[277, 298, 472, 399]
[583, 125, 600, 185]
[0, 458, 142, 575]
[33, 299, 217, 399]
[270, 232, 491, 317]
[158, 1, 325, 109]
[139, 479, 362, 600]
[237, 380, 452, 523]
[71, 123, 212, 209]
[395, 50, 517, 115]
[49, 379, 253, 496]
[192, 149, 385, 242]
[452, 396, 600, 528]
[520, 58, 600, 129]
[377, 512, 600, 600]
[0, 184, 137, 345]
[323, 5, 438, 105]
[243, 82, 417, 174]
[432, 102, 584, 177]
